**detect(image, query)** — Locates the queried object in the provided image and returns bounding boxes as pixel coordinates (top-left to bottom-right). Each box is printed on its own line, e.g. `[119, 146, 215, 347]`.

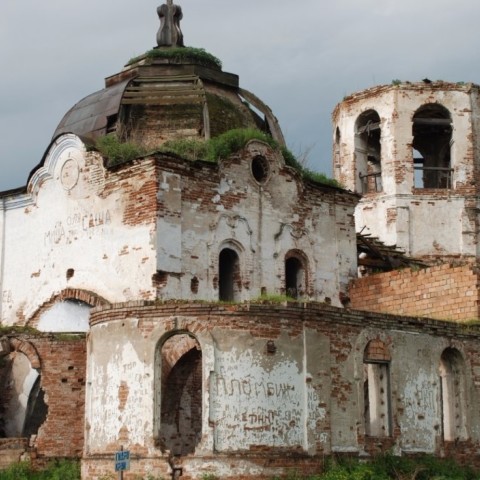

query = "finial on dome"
[156, 0, 184, 47]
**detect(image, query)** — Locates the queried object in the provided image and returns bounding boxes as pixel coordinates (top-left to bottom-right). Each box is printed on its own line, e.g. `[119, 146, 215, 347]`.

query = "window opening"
[219, 248, 241, 302]
[158, 334, 202, 455]
[334, 127, 341, 164]
[0, 351, 46, 438]
[363, 340, 391, 437]
[413, 104, 452, 189]
[355, 110, 382, 194]
[285, 254, 306, 299]
[439, 348, 466, 442]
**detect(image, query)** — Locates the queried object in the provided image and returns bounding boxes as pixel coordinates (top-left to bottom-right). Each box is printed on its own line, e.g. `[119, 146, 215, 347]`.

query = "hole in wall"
[190, 276, 199, 294]
[251, 155, 269, 183]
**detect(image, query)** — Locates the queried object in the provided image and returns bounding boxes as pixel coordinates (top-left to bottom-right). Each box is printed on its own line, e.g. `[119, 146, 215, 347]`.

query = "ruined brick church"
[1, 3, 480, 479]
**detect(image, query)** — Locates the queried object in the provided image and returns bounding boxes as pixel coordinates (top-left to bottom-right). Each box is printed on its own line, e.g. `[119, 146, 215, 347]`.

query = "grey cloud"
[2, 0, 480, 191]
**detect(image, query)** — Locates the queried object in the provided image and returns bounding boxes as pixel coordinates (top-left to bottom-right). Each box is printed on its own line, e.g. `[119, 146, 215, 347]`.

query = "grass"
[0, 325, 41, 336]
[251, 294, 298, 303]
[0, 455, 476, 479]
[159, 128, 342, 188]
[128, 46, 222, 70]
[95, 134, 146, 167]
[0, 459, 80, 480]
[270, 454, 479, 480]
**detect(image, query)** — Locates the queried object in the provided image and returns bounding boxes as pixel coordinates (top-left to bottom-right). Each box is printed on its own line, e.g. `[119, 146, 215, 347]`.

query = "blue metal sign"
[114, 450, 130, 471]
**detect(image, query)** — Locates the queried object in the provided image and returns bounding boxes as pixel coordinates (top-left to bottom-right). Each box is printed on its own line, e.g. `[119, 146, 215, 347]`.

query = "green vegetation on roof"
[128, 46, 222, 70]
[0, 325, 41, 336]
[159, 128, 342, 188]
[95, 134, 146, 167]
[95, 129, 341, 188]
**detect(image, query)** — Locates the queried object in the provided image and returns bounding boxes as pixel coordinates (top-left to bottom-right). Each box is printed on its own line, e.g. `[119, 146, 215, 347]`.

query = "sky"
[2, 0, 480, 192]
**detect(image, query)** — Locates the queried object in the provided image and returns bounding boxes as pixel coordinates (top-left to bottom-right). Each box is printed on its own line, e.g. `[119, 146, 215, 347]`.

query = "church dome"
[53, 3, 285, 150]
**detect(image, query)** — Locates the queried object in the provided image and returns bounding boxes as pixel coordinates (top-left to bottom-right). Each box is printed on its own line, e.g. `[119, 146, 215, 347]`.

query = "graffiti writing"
[213, 373, 295, 400]
[44, 209, 112, 246]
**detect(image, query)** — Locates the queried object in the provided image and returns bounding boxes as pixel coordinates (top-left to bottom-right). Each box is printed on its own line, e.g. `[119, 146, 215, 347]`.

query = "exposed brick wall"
[31, 336, 86, 459]
[349, 263, 480, 321]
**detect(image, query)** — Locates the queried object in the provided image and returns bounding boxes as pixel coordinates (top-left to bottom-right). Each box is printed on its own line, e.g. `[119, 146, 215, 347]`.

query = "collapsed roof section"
[53, 53, 285, 151]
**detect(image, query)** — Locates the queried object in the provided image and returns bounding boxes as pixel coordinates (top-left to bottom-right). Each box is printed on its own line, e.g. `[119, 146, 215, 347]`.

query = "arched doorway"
[157, 333, 202, 455]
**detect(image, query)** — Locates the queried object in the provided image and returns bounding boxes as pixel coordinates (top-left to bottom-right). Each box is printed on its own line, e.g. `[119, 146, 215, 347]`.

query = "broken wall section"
[349, 263, 480, 321]
[0, 334, 86, 466]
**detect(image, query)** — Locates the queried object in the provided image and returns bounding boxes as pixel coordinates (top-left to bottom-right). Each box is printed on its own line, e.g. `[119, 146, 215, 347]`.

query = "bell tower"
[333, 81, 480, 262]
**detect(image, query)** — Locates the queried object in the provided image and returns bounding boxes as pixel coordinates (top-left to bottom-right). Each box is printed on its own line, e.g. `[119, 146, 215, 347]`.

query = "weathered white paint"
[210, 348, 304, 450]
[37, 300, 90, 332]
[0, 135, 357, 326]
[402, 369, 439, 452]
[86, 321, 155, 452]
[333, 83, 478, 259]
[0, 134, 157, 325]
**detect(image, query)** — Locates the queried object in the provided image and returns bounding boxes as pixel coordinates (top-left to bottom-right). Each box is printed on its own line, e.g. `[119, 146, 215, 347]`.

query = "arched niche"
[363, 339, 392, 437]
[155, 332, 202, 456]
[439, 347, 467, 441]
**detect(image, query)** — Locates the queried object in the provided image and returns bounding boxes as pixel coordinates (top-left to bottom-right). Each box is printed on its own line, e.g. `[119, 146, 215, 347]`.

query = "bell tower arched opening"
[355, 110, 382, 194]
[413, 104, 452, 189]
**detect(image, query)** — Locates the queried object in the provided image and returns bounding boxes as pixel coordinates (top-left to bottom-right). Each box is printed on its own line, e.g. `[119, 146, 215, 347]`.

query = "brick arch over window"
[154, 332, 202, 456]
[26, 288, 110, 329]
[284, 249, 308, 299]
[363, 339, 392, 437]
[9, 338, 41, 370]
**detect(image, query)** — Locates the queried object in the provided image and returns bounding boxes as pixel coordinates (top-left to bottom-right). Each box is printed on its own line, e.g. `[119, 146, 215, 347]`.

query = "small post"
[119, 445, 123, 480]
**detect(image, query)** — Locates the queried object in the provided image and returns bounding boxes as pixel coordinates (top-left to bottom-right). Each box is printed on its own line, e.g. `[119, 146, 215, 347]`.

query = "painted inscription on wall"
[209, 348, 306, 451]
[44, 209, 112, 246]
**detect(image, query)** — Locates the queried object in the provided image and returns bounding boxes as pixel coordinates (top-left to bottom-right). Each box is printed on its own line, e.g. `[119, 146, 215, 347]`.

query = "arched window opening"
[219, 248, 241, 302]
[0, 349, 47, 438]
[334, 127, 341, 164]
[355, 110, 382, 194]
[157, 333, 202, 455]
[285, 255, 306, 299]
[439, 348, 467, 442]
[363, 340, 391, 437]
[413, 104, 452, 189]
